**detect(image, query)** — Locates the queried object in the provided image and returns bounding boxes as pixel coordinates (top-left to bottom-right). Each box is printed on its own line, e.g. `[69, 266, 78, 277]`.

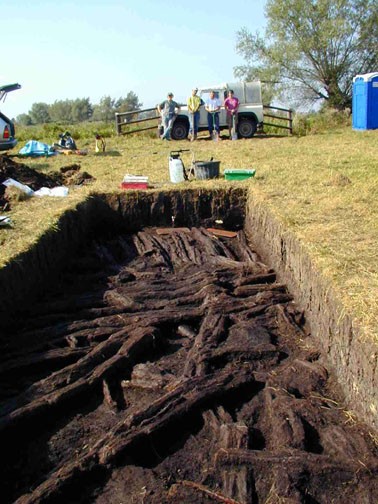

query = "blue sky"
[1, 0, 267, 118]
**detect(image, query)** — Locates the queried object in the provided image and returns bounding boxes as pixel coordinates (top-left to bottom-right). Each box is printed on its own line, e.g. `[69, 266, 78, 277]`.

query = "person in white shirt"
[205, 90, 222, 139]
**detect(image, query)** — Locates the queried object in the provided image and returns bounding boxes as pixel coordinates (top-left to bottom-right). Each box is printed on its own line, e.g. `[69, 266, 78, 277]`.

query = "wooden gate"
[263, 105, 293, 134]
[115, 107, 159, 136]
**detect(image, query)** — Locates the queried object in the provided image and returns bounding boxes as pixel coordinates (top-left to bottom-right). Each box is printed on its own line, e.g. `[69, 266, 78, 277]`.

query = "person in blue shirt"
[158, 93, 180, 141]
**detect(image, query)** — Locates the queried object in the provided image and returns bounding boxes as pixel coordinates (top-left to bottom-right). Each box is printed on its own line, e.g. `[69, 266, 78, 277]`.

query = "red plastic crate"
[120, 182, 148, 190]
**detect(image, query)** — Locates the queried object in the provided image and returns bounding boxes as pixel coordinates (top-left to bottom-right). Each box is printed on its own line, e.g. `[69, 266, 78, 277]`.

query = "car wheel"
[171, 120, 189, 140]
[237, 117, 257, 138]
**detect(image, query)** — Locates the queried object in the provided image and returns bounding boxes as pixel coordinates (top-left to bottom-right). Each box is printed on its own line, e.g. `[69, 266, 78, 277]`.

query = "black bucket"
[194, 161, 220, 180]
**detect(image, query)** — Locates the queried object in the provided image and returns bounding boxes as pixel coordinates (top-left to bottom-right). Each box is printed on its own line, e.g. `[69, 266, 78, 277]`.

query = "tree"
[92, 96, 117, 122]
[115, 91, 142, 114]
[71, 98, 93, 122]
[29, 102, 51, 124]
[91, 92, 142, 123]
[235, 0, 378, 110]
[16, 113, 32, 126]
[49, 100, 74, 123]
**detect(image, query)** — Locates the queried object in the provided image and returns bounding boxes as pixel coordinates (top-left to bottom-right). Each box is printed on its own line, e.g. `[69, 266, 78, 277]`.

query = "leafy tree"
[71, 98, 93, 122]
[115, 91, 143, 114]
[235, 0, 378, 110]
[29, 102, 51, 124]
[92, 96, 116, 122]
[16, 113, 32, 126]
[49, 100, 74, 123]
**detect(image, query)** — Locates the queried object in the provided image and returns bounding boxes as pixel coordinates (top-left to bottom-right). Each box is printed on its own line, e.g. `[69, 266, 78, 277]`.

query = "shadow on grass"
[254, 132, 289, 139]
[28, 163, 51, 171]
[93, 150, 122, 157]
[195, 133, 289, 141]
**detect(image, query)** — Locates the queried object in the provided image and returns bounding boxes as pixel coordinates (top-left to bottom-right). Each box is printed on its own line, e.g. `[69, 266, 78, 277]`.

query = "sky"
[0, 0, 267, 118]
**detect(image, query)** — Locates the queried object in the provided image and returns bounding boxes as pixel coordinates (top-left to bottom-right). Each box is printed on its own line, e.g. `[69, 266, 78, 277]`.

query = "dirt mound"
[0, 155, 95, 209]
[1, 227, 377, 503]
[62, 169, 95, 186]
[0, 155, 57, 190]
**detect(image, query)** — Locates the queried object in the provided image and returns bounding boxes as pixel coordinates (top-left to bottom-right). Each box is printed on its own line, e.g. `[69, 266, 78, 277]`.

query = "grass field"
[1, 123, 377, 342]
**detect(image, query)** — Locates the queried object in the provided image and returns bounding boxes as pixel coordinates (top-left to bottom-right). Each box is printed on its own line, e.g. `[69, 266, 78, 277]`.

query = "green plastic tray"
[224, 169, 256, 181]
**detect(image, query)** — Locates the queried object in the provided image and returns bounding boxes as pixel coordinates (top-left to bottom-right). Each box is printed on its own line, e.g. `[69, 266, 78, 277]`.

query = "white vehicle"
[170, 81, 263, 140]
[0, 83, 21, 151]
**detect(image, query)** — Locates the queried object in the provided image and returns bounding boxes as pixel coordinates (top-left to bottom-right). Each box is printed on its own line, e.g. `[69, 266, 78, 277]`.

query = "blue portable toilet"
[352, 72, 378, 130]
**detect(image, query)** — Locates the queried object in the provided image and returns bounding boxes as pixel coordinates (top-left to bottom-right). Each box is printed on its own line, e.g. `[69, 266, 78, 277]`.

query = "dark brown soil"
[0, 155, 95, 209]
[0, 227, 377, 504]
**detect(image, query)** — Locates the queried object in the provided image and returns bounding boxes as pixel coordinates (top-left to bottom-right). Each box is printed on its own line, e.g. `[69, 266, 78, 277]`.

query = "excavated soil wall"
[0, 188, 246, 332]
[0, 187, 376, 432]
[244, 196, 378, 430]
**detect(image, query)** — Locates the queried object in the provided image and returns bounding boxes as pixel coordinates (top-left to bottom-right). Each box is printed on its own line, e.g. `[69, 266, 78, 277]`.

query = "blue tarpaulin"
[19, 140, 56, 157]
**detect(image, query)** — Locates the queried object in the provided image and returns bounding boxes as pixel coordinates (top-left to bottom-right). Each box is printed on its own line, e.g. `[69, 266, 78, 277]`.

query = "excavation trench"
[0, 188, 377, 504]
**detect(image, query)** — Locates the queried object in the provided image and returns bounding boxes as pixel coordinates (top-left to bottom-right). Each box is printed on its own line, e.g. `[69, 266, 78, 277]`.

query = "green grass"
[15, 121, 116, 143]
[1, 123, 377, 341]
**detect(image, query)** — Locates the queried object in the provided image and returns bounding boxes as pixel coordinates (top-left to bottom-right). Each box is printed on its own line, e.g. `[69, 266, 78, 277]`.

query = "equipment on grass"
[57, 132, 77, 151]
[168, 149, 191, 183]
[95, 134, 106, 152]
[168, 149, 197, 182]
[190, 112, 196, 142]
[212, 113, 218, 141]
[231, 114, 237, 140]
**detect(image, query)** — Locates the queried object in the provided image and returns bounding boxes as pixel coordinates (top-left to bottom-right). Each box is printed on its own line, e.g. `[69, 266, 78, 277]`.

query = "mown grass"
[1, 120, 377, 342]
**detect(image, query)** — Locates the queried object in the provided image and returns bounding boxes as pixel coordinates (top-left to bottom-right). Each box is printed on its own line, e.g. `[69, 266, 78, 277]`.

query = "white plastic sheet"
[34, 187, 69, 197]
[0, 215, 12, 226]
[2, 178, 69, 198]
[2, 178, 34, 196]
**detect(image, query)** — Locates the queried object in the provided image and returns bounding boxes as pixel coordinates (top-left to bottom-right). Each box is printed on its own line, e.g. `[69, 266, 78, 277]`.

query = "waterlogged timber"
[0, 217, 377, 503]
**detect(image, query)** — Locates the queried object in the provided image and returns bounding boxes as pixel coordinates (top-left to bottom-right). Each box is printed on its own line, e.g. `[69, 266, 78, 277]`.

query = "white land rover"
[170, 81, 263, 140]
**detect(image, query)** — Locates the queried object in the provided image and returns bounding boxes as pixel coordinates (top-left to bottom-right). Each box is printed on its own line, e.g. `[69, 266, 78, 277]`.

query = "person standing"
[224, 89, 239, 139]
[205, 90, 222, 139]
[158, 93, 180, 141]
[187, 87, 202, 141]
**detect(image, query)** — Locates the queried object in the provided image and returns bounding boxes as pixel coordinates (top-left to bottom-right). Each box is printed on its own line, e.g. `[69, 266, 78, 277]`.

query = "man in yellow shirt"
[187, 88, 203, 141]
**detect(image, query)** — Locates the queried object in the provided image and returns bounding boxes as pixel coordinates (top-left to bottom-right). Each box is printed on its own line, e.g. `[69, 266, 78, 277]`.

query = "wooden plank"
[115, 107, 157, 117]
[121, 125, 158, 135]
[264, 104, 293, 113]
[155, 227, 191, 235]
[262, 122, 291, 130]
[264, 113, 289, 120]
[206, 228, 237, 238]
[124, 116, 159, 126]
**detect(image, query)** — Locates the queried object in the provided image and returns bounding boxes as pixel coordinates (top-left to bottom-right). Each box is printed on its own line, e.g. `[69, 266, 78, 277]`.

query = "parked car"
[170, 81, 264, 140]
[0, 83, 21, 151]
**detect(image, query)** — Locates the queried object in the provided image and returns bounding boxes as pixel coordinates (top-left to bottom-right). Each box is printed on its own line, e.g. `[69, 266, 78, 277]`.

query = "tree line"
[16, 91, 142, 126]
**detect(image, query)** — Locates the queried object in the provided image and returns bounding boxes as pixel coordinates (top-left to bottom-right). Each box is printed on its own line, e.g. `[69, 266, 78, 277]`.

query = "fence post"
[288, 109, 293, 135]
[115, 113, 120, 135]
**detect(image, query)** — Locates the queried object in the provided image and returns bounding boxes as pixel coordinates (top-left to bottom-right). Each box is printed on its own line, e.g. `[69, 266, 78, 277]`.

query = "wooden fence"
[115, 107, 160, 136]
[115, 104, 293, 136]
[262, 105, 293, 134]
